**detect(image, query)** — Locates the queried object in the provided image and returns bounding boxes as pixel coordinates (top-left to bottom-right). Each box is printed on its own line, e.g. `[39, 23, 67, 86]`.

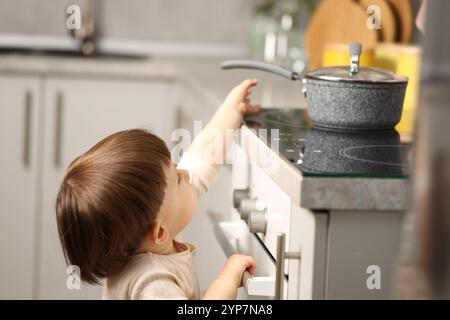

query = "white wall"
[0, 0, 253, 45]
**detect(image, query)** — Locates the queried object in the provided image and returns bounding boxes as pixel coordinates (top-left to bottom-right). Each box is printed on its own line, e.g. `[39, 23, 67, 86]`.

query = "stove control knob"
[239, 198, 258, 220]
[233, 188, 249, 209]
[248, 209, 268, 234]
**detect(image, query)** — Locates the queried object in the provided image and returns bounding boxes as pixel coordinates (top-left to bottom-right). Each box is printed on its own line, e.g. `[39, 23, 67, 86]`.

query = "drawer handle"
[242, 271, 275, 296]
[213, 219, 276, 296]
[23, 90, 32, 168]
[211, 211, 302, 300]
[226, 232, 302, 299]
[54, 92, 64, 168]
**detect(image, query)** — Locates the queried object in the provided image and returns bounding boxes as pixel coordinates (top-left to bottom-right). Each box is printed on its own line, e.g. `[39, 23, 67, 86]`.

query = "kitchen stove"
[218, 108, 412, 299]
[244, 108, 412, 178]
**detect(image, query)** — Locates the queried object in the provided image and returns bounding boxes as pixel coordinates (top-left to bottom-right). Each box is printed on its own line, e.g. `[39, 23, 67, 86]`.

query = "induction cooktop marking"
[260, 112, 309, 128]
[339, 145, 409, 167]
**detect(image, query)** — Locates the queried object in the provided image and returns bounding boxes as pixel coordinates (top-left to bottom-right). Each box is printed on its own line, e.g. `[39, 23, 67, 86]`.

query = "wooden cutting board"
[306, 0, 378, 69]
[386, 0, 414, 42]
[359, 0, 397, 42]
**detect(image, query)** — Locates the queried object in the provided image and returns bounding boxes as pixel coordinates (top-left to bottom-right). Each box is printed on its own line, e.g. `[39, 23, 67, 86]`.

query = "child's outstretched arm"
[177, 79, 260, 196]
[187, 79, 260, 172]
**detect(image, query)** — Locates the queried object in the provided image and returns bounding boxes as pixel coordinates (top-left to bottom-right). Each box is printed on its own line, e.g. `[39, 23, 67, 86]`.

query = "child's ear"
[150, 220, 169, 245]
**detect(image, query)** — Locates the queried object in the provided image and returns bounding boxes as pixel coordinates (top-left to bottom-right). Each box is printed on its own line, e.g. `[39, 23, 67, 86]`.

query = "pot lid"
[304, 43, 408, 83]
[304, 66, 408, 83]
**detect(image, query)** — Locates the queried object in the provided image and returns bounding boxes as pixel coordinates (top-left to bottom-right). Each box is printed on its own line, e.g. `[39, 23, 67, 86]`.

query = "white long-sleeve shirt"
[102, 151, 218, 300]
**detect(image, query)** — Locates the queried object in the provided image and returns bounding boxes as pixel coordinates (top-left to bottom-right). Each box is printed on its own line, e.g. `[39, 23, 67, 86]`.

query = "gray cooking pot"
[221, 43, 408, 131]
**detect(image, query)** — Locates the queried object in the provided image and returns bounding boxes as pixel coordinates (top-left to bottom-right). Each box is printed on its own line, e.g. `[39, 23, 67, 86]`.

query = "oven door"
[212, 216, 288, 299]
[231, 141, 294, 266]
[248, 162, 293, 260]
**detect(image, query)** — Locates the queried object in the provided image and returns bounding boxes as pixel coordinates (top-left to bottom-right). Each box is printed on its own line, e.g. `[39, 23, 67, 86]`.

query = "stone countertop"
[0, 53, 178, 80]
[239, 125, 411, 211]
[0, 53, 306, 109]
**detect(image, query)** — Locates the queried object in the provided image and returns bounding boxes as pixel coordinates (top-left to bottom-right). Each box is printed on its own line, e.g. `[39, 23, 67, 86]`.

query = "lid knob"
[349, 43, 362, 75]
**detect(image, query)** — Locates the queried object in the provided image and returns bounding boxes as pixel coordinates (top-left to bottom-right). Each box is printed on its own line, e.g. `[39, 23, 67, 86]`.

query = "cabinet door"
[324, 210, 403, 299]
[39, 77, 177, 299]
[0, 75, 41, 299]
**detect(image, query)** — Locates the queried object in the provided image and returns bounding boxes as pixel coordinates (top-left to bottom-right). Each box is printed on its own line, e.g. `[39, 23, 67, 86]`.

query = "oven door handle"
[212, 218, 276, 297]
[274, 232, 302, 300]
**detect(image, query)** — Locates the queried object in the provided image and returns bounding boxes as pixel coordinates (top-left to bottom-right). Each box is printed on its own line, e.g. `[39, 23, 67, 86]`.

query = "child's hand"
[218, 254, 256, 288]
[188, 79, 261, 179]
[222, 79, 261, 116]
[203, 254, 256, 299]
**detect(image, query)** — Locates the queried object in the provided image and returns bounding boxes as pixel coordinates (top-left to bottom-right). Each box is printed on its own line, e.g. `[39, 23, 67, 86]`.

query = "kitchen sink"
[0, 47, 151, 60]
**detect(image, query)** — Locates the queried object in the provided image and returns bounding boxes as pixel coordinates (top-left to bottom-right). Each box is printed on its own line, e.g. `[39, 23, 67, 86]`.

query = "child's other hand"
[223, 79, 261, 116]
[219, 254, 256, 288]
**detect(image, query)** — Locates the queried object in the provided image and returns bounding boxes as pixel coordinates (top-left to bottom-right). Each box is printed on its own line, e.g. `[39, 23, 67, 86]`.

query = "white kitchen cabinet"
[324, 210, 403, 299]
[0, 75, 41, 299]
[286, 207, 404, 300]
[38, 77, 177, 299]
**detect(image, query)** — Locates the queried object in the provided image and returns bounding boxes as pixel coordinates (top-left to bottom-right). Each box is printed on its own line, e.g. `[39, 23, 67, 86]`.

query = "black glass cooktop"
[243, 108, 412, 178]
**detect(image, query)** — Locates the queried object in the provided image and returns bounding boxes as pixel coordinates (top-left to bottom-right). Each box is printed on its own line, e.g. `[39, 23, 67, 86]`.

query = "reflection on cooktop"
[244, 108, 412, 178]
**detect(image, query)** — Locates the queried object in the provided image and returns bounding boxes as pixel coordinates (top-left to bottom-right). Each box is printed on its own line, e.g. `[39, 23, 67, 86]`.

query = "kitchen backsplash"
[0, 0, 253, 45]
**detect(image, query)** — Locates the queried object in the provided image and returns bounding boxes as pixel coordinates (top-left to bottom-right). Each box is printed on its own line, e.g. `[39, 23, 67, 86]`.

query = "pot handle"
[349, 42, 362, 75]
[221, 60, 301, 81]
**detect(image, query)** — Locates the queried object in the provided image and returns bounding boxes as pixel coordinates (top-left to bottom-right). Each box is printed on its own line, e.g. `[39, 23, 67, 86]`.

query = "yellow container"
[322, 43, 375, 67]
[375, 44, 422, 137]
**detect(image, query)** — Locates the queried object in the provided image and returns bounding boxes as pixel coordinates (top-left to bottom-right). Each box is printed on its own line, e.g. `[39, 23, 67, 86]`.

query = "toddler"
[56, 79, 260, 299]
